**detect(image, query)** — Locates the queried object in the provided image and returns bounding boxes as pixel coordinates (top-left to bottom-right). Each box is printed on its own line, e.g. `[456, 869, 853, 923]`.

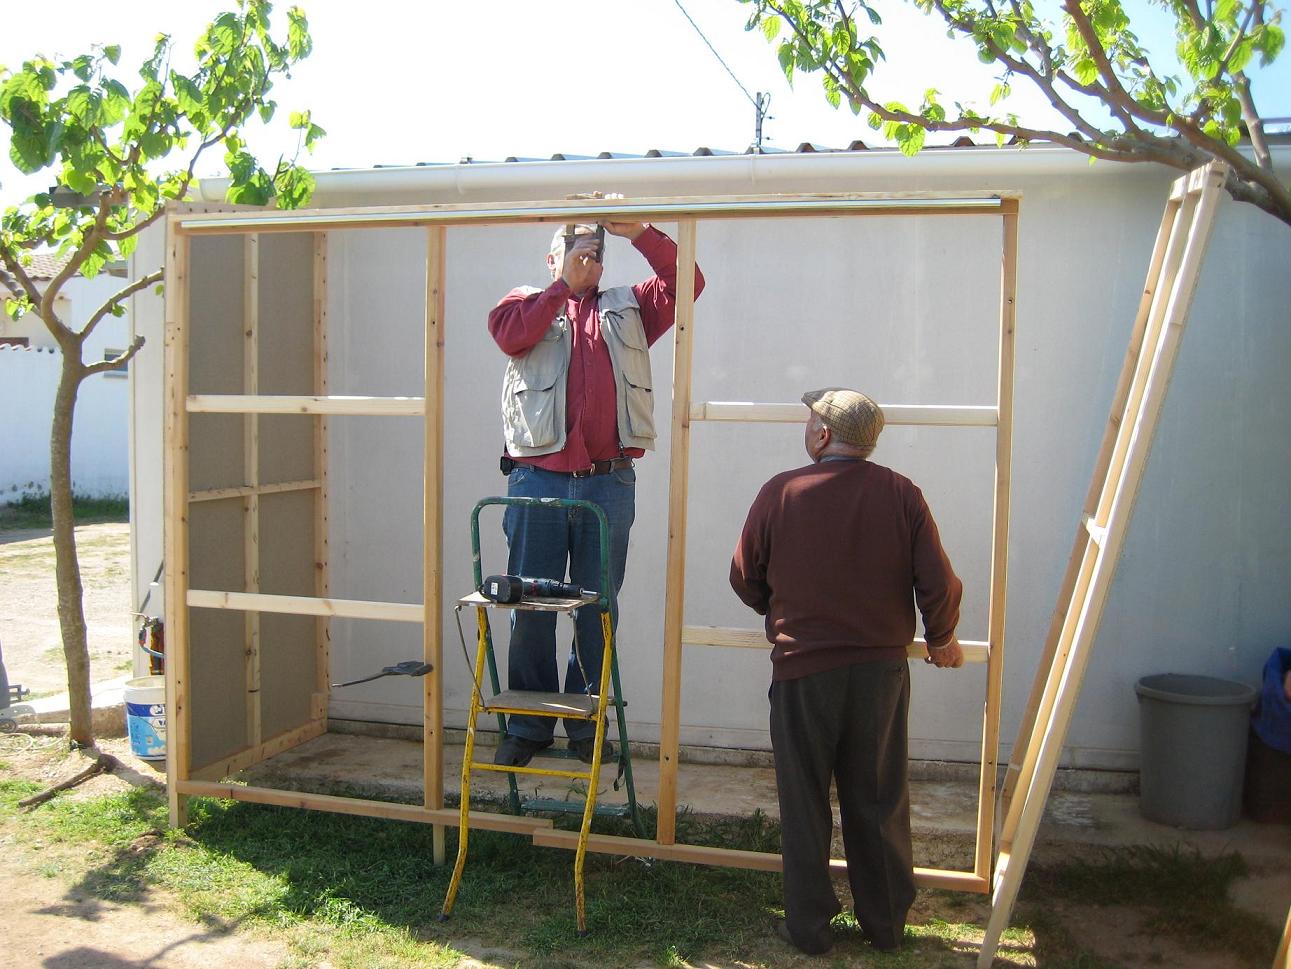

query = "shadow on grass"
[44, 784, 998, 967]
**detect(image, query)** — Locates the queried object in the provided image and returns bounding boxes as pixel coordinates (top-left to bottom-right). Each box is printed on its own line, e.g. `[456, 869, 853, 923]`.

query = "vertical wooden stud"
[313, 233, 331, 721]
[243, 234, 262, 748]
[974, 200, 1018, 879]
[656, 219, 698, 846]
[163, 213, 192, 829]
[425, 225, 447, 864]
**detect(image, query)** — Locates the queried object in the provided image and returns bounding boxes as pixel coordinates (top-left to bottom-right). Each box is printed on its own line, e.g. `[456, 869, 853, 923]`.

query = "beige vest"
[501, 285, 656, 457]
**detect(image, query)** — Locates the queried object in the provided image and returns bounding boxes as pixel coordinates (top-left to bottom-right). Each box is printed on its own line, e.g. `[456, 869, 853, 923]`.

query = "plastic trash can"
[1135, 673, 1257, 829]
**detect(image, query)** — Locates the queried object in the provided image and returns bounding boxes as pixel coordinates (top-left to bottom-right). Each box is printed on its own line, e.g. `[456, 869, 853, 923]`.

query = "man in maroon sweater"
[730, 387, 964, 955]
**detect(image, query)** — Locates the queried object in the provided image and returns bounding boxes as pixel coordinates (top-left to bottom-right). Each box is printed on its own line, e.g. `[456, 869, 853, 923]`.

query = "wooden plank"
[174, 192, 1017, 235]
[480, 689, 601, 718]
[656, 218, 698, 846]
[312, 233, 331, 721]
[243, 234, 262, 749]
[188, 718, 327, 781]
[424, 225, 446, 865]
[681, 625, 990, 663]
[975, 198, 1018, 881]
[187, 394, 425, 416]
[531, 829, 988, 891]
[187, 589, 423, 623]
[176, 780, 556, 835]
[188, 479, 322, 503]
[689, 401, 998, 427]
[978, 164, 1226, 969]
[163, 214, 192, 829]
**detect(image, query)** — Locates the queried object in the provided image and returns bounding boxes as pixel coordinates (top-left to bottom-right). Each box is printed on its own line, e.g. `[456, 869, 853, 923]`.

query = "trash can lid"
[1134, 673, 1257, 706]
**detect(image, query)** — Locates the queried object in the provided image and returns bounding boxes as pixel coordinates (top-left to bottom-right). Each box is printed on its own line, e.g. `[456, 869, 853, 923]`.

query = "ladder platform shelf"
[440, 495, 646, 937]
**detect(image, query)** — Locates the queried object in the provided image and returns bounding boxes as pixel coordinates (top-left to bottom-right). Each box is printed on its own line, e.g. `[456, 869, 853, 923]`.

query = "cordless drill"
[480, 574, 590, 603]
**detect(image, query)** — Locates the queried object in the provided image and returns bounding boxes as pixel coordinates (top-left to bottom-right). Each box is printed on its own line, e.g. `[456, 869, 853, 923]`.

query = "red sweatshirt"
[730, 458, 962, 681]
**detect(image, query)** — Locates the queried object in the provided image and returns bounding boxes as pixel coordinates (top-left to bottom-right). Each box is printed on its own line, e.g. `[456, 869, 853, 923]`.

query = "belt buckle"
[570, 465, 594, 479]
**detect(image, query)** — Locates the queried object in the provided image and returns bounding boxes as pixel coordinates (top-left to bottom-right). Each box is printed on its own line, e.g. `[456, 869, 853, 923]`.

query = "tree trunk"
[50, 350, 92, 747]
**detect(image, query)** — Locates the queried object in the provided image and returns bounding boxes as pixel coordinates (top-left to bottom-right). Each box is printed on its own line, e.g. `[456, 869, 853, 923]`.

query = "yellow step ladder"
[440, 496, 644, 936]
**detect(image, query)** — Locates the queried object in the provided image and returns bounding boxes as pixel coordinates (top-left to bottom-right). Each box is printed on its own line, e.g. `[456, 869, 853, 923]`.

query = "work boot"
[493, 734, 552, 767]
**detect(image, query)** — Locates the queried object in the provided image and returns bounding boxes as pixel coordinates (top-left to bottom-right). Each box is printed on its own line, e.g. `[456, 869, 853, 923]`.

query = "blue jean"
[502, 464, 636, 742]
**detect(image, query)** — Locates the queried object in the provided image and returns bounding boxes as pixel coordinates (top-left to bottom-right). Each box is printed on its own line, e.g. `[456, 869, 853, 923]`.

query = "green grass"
[0, 492, 128, 530]
[1, 768, 1282, 969]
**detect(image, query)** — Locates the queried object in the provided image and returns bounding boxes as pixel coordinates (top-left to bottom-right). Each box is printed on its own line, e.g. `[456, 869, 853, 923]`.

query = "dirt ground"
[0, 522, 135, 698]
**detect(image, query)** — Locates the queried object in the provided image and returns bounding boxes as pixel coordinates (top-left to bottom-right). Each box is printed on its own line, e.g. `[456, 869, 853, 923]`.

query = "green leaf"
[1258, 25, 1285, 65]
[103, 45, 121, 65]
[822, 73, 841, 109]
[273, 163, 314, 209]
[287, 8, 312, 60]
[777, 42, 795, 83]
[897, 125, 925, 157]
[1072, 56, 1098, 85]
[761, 16, 781, 42]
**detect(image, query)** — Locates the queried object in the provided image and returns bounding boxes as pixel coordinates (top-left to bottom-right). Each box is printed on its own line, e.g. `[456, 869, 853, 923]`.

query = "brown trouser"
[770, 658, 914, 952]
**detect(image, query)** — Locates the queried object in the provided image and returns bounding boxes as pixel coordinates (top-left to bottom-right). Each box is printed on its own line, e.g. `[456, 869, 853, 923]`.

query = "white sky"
[1, 0, 1287, 209]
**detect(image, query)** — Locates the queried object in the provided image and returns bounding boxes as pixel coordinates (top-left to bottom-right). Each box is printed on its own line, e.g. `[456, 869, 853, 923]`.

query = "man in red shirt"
[730, 387, 964, 955]
[488, 220, 704, 767]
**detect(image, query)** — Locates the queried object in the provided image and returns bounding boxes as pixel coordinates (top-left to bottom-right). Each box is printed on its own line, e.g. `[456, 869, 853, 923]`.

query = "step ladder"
[440, 496, 645, 936]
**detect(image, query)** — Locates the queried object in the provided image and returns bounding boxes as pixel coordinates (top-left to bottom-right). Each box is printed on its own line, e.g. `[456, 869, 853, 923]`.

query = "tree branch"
[84, 333, 145, 376]
[81, 268, 162, 341]
[0, 248, 45, 307]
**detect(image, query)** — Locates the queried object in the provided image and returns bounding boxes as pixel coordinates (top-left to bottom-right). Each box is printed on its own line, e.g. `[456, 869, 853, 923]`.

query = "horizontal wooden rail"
[532, 829, 988, 891]
[189, 479, 322, 503]
[187, 589, 424, 624]
[187, 394, 426, 416]
[683, 625, 990, 663]
[175, 192, 1012, 234]
[177, 780, 552, 835]
[689, 401, 998, 427]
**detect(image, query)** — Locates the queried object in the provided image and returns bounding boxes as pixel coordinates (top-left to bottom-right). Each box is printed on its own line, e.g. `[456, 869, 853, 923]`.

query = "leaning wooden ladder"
[440, 495, 643, 936]
[977, 162, 1227, 967]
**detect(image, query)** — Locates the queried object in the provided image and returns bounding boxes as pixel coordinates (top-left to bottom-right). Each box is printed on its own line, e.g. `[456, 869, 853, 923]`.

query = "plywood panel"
[257, 233, 315, 394]
[258, 489, 319, 737]
[188, 413, 246, 492]
[259, 414, 315, 489]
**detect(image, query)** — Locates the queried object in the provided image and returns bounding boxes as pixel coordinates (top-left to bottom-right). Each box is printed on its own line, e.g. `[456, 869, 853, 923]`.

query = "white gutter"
[197, 142, 1290, 205]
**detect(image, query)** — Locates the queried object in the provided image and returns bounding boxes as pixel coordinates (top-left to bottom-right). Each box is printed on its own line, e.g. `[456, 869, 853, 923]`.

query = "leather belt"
[514, 457, 634, 478]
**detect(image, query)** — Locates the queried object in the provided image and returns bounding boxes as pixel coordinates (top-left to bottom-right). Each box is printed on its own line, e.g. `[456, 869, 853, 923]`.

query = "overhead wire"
[671, 0, 763, 113]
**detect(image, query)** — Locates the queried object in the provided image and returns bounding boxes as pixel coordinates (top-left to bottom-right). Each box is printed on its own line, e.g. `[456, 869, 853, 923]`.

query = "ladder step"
[523, 797, 631, 818]
[482, 690, 608, 719]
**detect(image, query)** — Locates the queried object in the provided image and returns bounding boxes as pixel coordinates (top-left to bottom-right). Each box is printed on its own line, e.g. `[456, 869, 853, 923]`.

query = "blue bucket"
[124, 675, 166, 760]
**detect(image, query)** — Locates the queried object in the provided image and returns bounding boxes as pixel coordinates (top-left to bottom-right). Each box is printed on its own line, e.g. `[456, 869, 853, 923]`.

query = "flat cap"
[802, 387, 885, 450]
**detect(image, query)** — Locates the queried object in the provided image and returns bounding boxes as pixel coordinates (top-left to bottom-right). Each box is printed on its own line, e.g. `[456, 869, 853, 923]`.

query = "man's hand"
[603, 221, 647, 241]
[925, 637, 965, 669]
[560, 236, 604, 293]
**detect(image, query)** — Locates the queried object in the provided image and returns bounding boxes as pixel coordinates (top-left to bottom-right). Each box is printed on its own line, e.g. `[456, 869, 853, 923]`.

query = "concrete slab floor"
[230, 729, 1291, 929]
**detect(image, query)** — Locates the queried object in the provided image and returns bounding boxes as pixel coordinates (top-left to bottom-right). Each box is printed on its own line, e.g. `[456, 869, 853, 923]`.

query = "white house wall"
[135, 148, 1291, 772]
[0, 273, 132, 501]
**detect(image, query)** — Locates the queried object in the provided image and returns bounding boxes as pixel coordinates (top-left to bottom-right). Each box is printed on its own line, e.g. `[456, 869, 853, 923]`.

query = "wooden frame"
[164, 190, 1015, 913]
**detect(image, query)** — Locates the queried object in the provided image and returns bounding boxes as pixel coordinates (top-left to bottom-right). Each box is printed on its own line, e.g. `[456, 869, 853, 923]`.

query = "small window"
[102, 349, 128, 377]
